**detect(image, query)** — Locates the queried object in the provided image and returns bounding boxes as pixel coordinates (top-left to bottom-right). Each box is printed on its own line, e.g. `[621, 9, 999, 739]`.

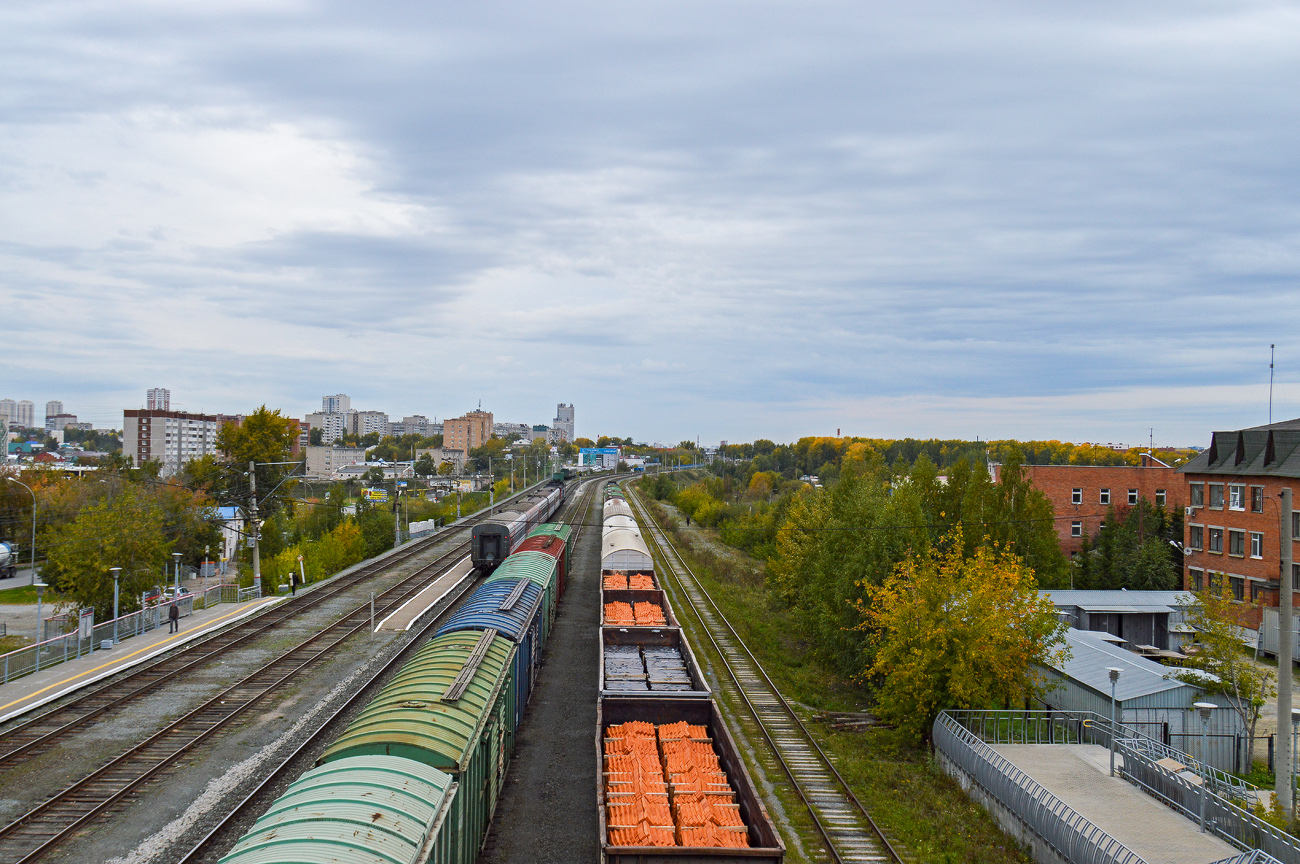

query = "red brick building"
[995, 457, 1184, 556]
[1178, 419, 1300, 629]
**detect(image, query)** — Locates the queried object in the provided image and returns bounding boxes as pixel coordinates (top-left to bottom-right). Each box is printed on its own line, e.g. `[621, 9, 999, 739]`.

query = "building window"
[1293, 511, 1300, 541]
[1252, 581, 1267, 602]
[1209, 484, 1224, 509]
[1229, 530, 1245, 557]
[1229, 484, 1246, 511]
[1189, 525, 1204, 550]
[1251, 532, 1263, 558]
[1071, 521, 1082, 537]
[1230, 575, 1245, 602]
[1100, 488, 1111, 505]
[1190, 483, 1204, 507]
[1252, 486, 1264, 513]
[1209, 571, 1222, 592]
[1189, 568, 1204, 591]
[1128, 489, 1138, 505]
[1156, 489, 1166, 507]
[1208, 527, 1223, 553]
[1072, 488, 1082, 505]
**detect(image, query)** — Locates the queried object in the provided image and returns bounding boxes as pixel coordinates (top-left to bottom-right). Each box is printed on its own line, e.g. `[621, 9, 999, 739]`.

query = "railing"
[933, 711, 1147, 864]
[0, 583, 257, 687]
[1118, 740, 1300, 863]
[1211, 851, 1287, 864]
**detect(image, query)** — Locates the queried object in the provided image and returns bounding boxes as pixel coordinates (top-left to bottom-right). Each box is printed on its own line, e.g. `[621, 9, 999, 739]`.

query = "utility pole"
[1280, 486, 1294, 815]
[393, 484, 401, 548]
[249, 460, 261, 594]
[1271, 344, 1276, 425]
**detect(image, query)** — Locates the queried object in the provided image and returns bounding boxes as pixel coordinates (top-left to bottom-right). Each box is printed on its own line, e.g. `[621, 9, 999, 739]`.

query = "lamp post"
[172, 551, 181, 596]
[6, 476, 37, 585]
[1194, 702, 1216, 833]
[110, 567, 122, 646]
[1107, 667, 1123, 776]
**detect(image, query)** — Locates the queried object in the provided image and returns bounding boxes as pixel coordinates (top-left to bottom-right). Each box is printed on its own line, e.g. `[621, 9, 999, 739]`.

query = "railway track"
[0, 537, 484, 864]
[630, 489, 905, 864]
[174, 475, 603, 864]
[0, 513, 483, 772]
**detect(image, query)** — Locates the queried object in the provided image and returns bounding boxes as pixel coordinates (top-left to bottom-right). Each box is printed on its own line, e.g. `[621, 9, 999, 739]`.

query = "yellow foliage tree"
[858, 530, 1070, 740]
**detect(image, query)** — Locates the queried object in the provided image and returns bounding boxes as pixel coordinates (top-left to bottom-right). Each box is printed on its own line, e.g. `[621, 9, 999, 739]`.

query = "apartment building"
[123, 409, 220, 476]
[995, 457, 1184, 556]
[305, 411, 351, 443]
[44, 413, 79, 432]
[147, 388, 170, 411]
[349, 410, 389, 437]
[322, 394, 351, 413]
[0, 400, 36, 430]
[1178, 418, 1300, 629]
[444, 410, 493, 452]
[304, 445, 367, 479]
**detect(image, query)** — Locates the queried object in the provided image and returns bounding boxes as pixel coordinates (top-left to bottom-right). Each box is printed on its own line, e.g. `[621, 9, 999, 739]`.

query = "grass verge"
[0, 585, 41, 604]
[639, 489, 1032, 864]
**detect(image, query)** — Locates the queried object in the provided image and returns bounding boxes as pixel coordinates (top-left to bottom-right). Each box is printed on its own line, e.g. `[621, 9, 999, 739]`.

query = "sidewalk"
[0, 594, 282, 723]
[990, 744, 1237, 864]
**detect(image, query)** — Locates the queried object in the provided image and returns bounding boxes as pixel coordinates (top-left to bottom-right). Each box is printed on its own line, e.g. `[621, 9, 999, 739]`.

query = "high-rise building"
[305, 412, 350, 443]
[444, 410, 493, 453]
[0, 400, 35, 429]
[147, 388, 170, 411]
[44, 401, 63, 421]
[123, 409, 220, 476]
[401, 415, 430, 437]
[45, 413, 78, 432]
[323, 394, 351, 413]
[349, 410, 389, 437]
[551, 403, 575, 442]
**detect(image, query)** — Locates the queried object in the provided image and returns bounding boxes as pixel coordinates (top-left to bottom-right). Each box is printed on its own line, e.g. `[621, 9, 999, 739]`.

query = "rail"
[933, 712, 1147, 864]
[630, 487, 903, 864]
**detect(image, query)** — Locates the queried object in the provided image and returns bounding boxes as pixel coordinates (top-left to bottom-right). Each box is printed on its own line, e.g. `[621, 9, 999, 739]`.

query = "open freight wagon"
[597, 696, 785, 863]
[602, 626, 710, 698]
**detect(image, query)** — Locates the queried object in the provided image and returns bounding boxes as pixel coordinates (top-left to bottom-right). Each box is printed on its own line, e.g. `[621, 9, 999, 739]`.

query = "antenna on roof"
[1270, 344, 1275, 425]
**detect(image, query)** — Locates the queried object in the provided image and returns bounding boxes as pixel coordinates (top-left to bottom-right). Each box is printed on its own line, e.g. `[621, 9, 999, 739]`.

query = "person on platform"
[289, 571, 297, 595]
[168, 601, 180, 633]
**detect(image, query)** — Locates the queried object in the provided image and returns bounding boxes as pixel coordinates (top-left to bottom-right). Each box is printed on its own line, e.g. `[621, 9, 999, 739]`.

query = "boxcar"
[515, 532, 568, 597]
[435, 578, 545, 731]
[483, 550, 560, 642]
[218, 755, 458, 864]
[320, 631, 518, 864]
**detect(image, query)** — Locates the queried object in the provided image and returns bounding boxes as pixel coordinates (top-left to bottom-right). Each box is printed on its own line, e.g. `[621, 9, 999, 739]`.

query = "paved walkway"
[0, 595, 282, 723]
[375, 556, 475, 631]
[991, 744, 1238, 864]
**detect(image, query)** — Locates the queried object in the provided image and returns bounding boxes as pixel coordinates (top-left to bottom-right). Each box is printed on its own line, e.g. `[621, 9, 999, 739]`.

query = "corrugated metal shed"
[435, 579, 543, 643]
[1039, 590, 1192, 612]
[1043, 628, 1220, 706]
[322, 631, 515, 771]
[218, 755, 455, 864]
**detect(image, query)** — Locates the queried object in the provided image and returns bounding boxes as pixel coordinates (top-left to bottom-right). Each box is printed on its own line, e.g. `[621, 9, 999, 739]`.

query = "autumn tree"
[1171, 583, 1273, 752]
[858, 531, 1070, 741]
[215, 406, 303, 516]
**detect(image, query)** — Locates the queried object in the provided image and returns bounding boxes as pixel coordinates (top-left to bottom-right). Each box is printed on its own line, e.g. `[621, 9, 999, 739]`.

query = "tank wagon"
[597, 480, 785, 860]
[220, 516, 578, 864]
[470, 480, 563, 572]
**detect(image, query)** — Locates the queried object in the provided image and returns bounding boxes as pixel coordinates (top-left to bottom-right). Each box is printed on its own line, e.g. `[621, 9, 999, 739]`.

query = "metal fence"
[0, 583, 260, 686]
[933, 711, 1148, 864]
[1118, 738, 1300, 863]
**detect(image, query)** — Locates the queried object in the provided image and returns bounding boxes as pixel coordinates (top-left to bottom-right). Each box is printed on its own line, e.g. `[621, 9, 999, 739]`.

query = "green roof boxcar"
[321, 632, 518, 864]
[218, 755, 457, 864]
[483, 550, 558, 643]
[527, 522, 573, 572]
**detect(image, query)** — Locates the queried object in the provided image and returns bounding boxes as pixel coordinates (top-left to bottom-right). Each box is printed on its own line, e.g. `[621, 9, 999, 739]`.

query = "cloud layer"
[2, 0, 1297, 444]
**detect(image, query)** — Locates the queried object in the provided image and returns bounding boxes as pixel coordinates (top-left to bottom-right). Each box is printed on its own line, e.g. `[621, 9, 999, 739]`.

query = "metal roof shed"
[218, 755, 457, 864]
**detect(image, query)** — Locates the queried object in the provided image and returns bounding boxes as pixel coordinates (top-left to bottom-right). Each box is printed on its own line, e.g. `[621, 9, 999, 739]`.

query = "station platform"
[990, 744, 1238, 864]
[375, 556, 475, 632]
[0, 595, 282, 724]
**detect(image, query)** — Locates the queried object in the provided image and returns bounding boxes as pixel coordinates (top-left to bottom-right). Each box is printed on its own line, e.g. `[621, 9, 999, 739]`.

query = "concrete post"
[250, 460, 261, 593]
[1279, 487, 1294, 815]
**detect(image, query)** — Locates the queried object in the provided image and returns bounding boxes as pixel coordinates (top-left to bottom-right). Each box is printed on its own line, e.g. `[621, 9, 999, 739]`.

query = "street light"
[6, 476, 37, 586]
[1107, 667, 1123, 777]
[172, 551, 181, 596]
[110, 566, 122, 646]
[1194, 702, 1216, 833]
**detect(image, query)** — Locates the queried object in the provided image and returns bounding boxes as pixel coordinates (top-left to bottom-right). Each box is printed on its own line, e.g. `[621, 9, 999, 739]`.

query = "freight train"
[469, 477, 565, 572]
[218, 516, 576, 864]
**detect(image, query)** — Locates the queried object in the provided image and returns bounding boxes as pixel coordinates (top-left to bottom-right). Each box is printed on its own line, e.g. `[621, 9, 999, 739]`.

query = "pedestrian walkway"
[0, 594, 282, 723]
[990, 744, 1238, 864]
[375, 556, 475, 631]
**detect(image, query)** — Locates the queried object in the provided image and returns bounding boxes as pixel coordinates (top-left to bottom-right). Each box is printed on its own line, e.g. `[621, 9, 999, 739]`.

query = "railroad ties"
[631, 491, 904, 864]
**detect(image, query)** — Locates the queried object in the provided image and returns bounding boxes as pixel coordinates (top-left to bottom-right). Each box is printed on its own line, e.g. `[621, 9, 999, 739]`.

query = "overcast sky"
[3, 1, 1297, 446]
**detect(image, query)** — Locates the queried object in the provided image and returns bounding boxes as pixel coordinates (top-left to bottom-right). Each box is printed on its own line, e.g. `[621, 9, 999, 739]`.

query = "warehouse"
[1039, 589, 1194, 653]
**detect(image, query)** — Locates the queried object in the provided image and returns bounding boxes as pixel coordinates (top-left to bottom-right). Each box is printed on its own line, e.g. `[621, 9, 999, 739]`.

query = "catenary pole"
[249, 460, 261, 594]
[1280, 487, 1295, 815]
